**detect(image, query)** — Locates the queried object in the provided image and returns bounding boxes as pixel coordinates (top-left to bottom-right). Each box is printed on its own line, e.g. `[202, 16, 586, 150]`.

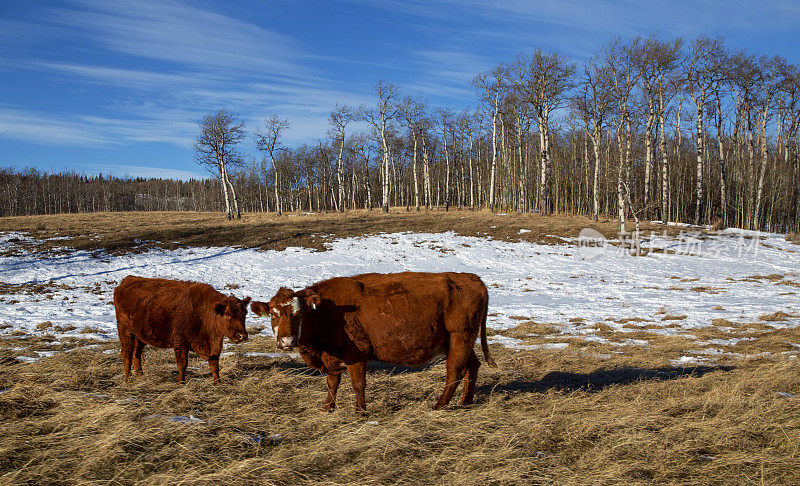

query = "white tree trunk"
[489, 94, 499, 210]
[694, 96, 705, 226]
[271, 155, 282, 216]
[336, 137, 345, 212]
[218, 160, 232, 220]
[412, 133, 420, 210]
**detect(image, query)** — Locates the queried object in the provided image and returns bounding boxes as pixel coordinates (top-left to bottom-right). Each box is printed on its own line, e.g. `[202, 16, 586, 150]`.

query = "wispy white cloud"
[0, 107, 198, 148]
[74, 163, 207, 181]
[0, 108, 116, 147]
[355, 0, 800, 61]
[47, 0, 307, 78]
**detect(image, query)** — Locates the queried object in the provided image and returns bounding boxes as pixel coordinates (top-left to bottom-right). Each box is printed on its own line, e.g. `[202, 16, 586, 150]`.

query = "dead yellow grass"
[1, 336, 800, 484]
[0, 210, 673, 255]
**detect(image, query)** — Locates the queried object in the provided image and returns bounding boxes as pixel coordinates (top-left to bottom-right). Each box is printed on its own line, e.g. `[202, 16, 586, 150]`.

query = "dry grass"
[1, 336, 799, 484]
[0, 210, 673, 256]
[1, 212, 798, 483]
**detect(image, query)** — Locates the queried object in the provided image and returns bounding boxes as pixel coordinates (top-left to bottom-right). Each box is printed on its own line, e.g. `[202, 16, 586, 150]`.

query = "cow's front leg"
[132, 339, 145, 376]
[321, 370, 342, 412]
[347, 361, 367, 412]
[208, 355, 220, 384]
[174, 346, 189, 384]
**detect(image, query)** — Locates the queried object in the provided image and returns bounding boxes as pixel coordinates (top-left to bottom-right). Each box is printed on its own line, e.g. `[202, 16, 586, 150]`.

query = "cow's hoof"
[320, 404, 335, 412]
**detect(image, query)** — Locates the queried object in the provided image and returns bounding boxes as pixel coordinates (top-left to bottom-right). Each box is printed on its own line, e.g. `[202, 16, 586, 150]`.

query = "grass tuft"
[1, 336, 799, 484]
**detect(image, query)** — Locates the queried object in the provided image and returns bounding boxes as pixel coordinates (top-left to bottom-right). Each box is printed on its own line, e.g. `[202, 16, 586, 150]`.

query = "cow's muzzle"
[277, 336, 297, 349]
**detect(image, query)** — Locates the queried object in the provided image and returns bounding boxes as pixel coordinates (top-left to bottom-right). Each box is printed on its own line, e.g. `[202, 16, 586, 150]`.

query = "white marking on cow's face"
[280, 297, 301, 315]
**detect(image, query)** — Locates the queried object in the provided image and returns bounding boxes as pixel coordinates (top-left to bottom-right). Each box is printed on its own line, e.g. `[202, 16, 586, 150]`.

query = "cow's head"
[251, 287, 321, 350]
[213, 295, 252, 343]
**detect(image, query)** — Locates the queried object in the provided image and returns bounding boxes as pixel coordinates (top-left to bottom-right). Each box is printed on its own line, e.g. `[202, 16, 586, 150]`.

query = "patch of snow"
[611, 339, 649, 346]
[1, 229, 798, 357]
[241, 352, 299, 358]
[671, 356, 708, 366]
[145, 414, 205, 424]
[697, 337, 754, 346]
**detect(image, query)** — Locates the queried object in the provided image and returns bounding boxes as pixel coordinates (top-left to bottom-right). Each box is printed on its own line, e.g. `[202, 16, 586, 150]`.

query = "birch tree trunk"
[442, 126, 451, 211]
[412, 132, 420, 210]
[489, 93, 499, 210]
[336, 136, 345, 212]
[217, 160, 232, 220]
[644, 97, 655, 214]
[694, 92, 705, 225]
[468, 134, 475, 209]
[616, 124, 626, 234]
[271, 155, 282, 216]
[716, 97, 728, 226]
[538, 108, 549, 214]
[591, 124, 602, 221]
[754, 108, 770, 229]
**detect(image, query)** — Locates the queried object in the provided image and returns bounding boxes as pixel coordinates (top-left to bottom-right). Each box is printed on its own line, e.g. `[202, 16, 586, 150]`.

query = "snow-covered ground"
[1, 227, 798, 363]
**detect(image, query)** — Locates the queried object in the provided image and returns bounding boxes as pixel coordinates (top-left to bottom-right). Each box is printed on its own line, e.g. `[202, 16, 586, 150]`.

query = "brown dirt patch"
[0, 210, 674, 256]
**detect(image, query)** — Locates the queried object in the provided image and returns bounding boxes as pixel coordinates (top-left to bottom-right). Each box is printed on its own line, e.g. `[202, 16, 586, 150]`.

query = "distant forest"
[3, 34, 799, 234]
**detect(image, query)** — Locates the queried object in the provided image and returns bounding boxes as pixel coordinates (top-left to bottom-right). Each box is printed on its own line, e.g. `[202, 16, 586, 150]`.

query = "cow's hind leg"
[347, 361, 367, 412]
[132, 338, 145, 376]
[208, 356, 220, 384]
[119, 332, 135, 381]
[458, 350, 481, 406]
[321, 370, 342, 412]
[174, 346, 189, 384]
[434, 333, 471, 410]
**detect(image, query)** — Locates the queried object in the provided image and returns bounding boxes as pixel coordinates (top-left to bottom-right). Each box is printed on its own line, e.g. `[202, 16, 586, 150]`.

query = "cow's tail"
[480, 299, 498, 368]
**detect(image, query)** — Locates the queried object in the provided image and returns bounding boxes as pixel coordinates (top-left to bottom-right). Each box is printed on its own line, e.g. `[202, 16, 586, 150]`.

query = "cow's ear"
[213, 302, 227, 316]
[304, 291, 322, 310]
[250, 301, 270, 317]
[241, 296, 252, 307]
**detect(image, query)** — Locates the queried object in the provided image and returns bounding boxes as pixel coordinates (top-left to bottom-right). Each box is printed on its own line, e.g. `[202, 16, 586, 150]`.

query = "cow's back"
[114, 276, 199, 347]
[316, 272, 487, 366]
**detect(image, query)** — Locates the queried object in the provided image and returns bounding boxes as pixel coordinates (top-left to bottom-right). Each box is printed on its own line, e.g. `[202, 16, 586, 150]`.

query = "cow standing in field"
[250, 272, 496, 411]
[114, 276, 251, 384]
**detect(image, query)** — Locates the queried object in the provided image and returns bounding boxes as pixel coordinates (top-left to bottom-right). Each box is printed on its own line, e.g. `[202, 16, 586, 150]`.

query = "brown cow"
[250, 272, 496, 411]
[114, 276, 251, 384]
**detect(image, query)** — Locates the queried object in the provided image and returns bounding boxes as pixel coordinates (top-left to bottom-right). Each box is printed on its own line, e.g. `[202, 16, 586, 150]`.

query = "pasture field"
[1, 210, 800, 484]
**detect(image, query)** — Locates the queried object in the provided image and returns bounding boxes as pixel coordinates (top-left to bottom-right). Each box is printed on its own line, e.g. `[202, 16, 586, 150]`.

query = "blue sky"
[1, 0, 799, 180]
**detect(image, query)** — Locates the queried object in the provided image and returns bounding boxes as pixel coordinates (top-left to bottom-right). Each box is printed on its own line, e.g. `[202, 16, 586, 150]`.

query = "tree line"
[5, 34, 799, 234]
[0, 167, 224, 216]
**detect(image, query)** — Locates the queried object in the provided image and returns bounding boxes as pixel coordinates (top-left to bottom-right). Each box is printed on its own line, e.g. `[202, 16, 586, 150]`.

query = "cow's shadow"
[236, 357, 444, 376]
[475, 365, 733, 400]
[237, 359, 322, 375]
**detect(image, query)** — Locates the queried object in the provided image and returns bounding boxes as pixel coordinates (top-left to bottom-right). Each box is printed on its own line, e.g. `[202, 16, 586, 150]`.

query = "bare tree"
[399, 94, 427, 211]
[753, 56, 783, 227]
[515, 49, 576, 214]
[684, 36, 727, 225]
[604, 37, 641, 233]
[639, 36, 681, 217]
[361, 81, 400, 213]
[328, 104, 352, 212]
[192, 109, 245, 220]
[255, 114, 290, 215]
[473, 64, 509, 210]
[574, 55, 614, 221]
